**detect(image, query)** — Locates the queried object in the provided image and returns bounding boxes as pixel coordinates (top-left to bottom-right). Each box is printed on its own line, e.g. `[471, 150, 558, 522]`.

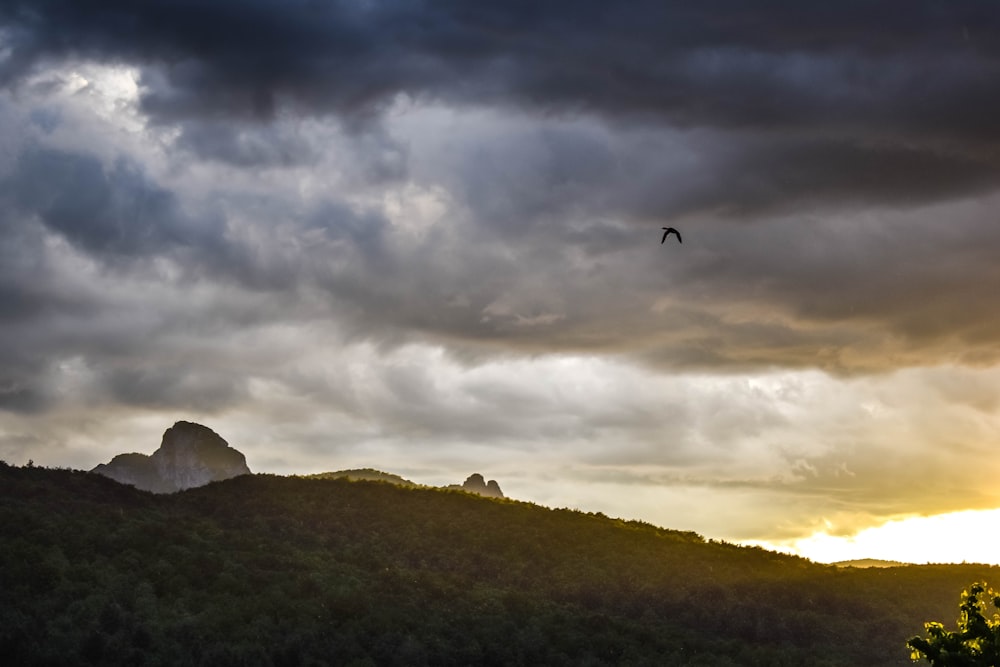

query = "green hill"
[1, 461, 995, 666]
[301, 468, 419, 487]
[833, 559, 909, 569]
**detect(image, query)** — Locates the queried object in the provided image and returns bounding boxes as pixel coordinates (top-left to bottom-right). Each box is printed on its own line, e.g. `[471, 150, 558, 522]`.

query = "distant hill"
[2, 462, 997, 666]
[834, 558, 909, 568]
[307, 469, 505, 498]
[303, 468, 419, 486]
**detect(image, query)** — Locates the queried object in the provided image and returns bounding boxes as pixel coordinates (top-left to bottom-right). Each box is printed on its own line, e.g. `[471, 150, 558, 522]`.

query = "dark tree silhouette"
[908, 582, 1000, 666]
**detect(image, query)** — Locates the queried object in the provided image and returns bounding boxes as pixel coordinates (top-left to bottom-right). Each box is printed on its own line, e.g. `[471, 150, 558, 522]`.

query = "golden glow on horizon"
[751, 508, 1000, 566]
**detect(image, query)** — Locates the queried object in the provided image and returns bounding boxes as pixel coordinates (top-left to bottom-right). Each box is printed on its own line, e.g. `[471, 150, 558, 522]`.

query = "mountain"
[90, 421, 250, 493]
[3, 462, 998, 666]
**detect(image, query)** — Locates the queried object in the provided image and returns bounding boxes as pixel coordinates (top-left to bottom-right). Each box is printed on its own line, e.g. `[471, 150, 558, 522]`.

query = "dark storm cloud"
[0, 377, 48, 413]
[0, 171, 97, 413]
[654, 137, 1000, 219]
[102, 366, 247, 412]
[3, 1, 1000, 137]
[7, 147, 210, 258]
[2, 141, 395, 288]
[2, 1, 998, 213]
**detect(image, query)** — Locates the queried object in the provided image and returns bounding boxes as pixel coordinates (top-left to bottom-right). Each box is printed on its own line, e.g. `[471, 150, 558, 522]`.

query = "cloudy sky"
[3, 0, 1000, 563]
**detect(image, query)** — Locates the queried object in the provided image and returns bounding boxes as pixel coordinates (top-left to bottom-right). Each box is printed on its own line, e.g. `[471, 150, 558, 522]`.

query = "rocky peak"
[457, 473, 504, 498]
[91, 421, 251, 493]
[152, 421, 250, 491]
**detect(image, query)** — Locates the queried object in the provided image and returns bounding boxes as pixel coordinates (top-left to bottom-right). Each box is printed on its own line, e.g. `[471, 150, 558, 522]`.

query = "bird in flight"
[661, 227, 682, 244]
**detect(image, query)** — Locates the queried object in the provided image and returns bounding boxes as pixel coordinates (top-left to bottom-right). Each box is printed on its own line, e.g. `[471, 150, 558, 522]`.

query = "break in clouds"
[2, 1, 1000, 542]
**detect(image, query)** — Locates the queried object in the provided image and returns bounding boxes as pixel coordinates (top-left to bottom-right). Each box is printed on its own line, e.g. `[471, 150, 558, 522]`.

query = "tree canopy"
[909, 582, 1000, 666]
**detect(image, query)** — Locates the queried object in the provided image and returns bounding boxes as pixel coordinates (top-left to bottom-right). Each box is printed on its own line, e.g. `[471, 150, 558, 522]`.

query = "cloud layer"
[2, 2, 1000, 549]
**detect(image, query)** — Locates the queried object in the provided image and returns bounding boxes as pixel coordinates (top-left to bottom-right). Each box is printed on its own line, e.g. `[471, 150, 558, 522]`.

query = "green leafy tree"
[908, 582, 1000, 666]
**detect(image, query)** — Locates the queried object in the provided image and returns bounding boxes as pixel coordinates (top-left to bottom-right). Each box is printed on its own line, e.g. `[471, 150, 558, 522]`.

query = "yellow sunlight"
[757, 509, 1000, 566]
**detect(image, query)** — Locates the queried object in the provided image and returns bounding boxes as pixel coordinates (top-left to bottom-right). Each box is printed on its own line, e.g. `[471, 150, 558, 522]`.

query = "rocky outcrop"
[447, 473, 504, 498]
[91, 421, 251, 493]
[92, 452, 165, 492]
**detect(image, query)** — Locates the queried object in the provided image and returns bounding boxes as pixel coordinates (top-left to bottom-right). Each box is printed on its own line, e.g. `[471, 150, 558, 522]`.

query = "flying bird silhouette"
[661, 227, 682, 244]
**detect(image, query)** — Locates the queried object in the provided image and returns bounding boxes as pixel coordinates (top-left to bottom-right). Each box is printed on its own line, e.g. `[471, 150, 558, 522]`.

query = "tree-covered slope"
[1, 462, 996, 666]
[301, 469, 418, 486]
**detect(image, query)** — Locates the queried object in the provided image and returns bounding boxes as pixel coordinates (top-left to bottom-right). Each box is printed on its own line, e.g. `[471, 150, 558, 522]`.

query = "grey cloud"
[174, 120, 318, 168]
[1, 2, 999, 176]
[8, 148, 207, 258]
[0, 227, 90, 325]
[32, 109, 983, 379]
[0, 137, 404, 414]
[101, 366, 247, 412]
[2, 140, 397, 292]
[0, 378, 48, 413]
[2, 0, 997, 231]
[655, 137, 1000, 219]
[442, 123, 620, 235]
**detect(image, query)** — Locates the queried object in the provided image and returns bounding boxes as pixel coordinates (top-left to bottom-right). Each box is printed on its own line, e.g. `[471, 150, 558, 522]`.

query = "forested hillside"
[1, 462, 995, 666]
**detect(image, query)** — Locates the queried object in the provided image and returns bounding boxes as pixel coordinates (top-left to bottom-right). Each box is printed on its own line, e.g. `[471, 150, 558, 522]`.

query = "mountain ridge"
[91, 420, 506, 499]
[305, 468, 507, 498]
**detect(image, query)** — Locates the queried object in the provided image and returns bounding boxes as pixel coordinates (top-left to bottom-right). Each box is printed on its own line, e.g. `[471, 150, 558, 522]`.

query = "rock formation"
[448, 473, 504, 498]
[92, 452, 163, 492]
[91, 421, 251, 493]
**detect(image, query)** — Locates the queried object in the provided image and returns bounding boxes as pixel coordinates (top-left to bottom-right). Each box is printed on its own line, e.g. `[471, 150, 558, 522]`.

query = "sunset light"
[754, 509, 1000, 566]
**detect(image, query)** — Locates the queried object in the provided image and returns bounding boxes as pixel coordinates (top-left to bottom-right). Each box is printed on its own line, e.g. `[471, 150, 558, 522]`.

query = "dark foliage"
[909, 582, 1000, 666]
[1, 463, 997, 666]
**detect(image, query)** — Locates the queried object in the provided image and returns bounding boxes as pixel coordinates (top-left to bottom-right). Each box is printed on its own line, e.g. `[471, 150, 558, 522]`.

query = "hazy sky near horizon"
[2, 1, 1000, 561]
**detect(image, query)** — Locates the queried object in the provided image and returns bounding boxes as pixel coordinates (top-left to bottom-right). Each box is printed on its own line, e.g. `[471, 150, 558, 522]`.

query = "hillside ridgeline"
[303, 469, 504, 498]
[1, 462, 996, 666]
[90, 420, 503, 499]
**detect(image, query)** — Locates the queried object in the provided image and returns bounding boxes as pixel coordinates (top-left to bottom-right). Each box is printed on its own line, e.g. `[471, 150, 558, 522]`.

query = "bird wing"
[660, 227, 682, 244]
